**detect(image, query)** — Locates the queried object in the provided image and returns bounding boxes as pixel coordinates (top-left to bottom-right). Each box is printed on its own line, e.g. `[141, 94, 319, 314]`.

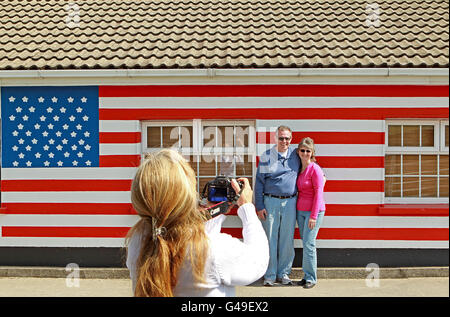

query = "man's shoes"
[296, 279, 307, 286]
[276, 275, 293, 285]
[263, 279, 274, 287]
[303, 281, 316, 289]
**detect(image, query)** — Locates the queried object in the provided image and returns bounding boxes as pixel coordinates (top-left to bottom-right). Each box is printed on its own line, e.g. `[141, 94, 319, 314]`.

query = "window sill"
[378, 204, 449, 216]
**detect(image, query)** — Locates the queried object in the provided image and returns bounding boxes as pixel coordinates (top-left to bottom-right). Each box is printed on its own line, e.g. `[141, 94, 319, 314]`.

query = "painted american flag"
[0, 84, 448, 250]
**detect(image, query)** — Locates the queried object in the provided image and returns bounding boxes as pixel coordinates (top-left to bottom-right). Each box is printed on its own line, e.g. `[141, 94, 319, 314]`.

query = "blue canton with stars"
[1, 86, 99, 168]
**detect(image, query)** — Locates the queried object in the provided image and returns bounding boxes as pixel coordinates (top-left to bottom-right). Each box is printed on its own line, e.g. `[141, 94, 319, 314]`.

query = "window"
[385, 120, 449, 203]
[142, 120, 256, 193]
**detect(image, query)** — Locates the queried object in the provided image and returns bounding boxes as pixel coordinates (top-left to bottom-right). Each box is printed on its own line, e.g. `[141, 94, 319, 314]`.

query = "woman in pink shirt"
[296, 137, 325, 289]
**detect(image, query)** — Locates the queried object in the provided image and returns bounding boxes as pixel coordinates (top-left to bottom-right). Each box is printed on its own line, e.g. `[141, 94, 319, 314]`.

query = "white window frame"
[385, 120, 448, 204]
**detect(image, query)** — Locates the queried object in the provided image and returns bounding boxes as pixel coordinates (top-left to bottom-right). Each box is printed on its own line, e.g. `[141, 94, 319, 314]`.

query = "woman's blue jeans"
[261, 196, 297, 282]
[296, 210, 325, 284]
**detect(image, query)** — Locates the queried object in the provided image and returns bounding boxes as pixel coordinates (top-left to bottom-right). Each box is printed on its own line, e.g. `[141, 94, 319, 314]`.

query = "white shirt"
[126, 203, 269, 297]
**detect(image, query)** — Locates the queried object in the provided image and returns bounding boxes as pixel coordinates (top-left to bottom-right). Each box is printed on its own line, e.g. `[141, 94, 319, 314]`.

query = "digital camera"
[201, 175, 243, 203]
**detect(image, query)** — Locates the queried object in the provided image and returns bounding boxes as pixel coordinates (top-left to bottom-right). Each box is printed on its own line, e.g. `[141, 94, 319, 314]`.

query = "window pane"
[403, 177, 419, 197]
[218, 153, 236, 177]
[179, 126, 193, 148]
[218, 126, 235, 148]
[388, 125, 401, 146]
[421, 177, 437, 197]
[235, 126, 250, 147]
[403, 155, 419, 175]
[162, 127, 180, 148]
[385, 155, 401, 175]
[184, 155, 198, 174]
[421, 125, 434, 147]
[439, 177, 449, 197]
[421, 155, 437, 175]
[403, 125, 420, 146]
[235, 155, 253, 176]
[385, 177, 401, 197]
[203, 126, 216, 147]
[445, 125, 449, 148]
[199, 155, 216, 176]
[440, 155, 449, 175]
[147, 127, 161, 148]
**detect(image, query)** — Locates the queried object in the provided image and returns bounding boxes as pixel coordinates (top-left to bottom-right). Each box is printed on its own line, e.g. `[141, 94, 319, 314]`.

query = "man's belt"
[264, 193, 296, 199]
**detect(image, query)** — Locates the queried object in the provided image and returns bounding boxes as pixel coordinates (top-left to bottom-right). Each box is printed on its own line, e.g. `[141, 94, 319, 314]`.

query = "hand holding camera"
[231, 178, 253, 207]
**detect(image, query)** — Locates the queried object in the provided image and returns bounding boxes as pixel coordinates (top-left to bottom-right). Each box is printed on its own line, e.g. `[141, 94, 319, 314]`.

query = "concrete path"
[0, 277, 448, 297]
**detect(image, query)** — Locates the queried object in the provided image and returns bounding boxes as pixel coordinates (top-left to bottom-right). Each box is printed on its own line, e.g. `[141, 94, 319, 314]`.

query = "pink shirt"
[296, 162, 326, 220]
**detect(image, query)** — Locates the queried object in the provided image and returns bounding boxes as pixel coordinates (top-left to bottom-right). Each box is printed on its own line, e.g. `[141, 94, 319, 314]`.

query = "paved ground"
[0, 277, 448, 297]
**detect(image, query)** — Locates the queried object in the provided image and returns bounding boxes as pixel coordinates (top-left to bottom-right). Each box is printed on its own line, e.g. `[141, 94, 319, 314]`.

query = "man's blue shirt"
[254, 146, 301, 211]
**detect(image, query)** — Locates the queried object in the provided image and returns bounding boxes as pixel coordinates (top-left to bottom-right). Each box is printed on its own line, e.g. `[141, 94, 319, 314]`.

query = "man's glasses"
[278, 137, 291, 141]
[299, 149, 312, 153]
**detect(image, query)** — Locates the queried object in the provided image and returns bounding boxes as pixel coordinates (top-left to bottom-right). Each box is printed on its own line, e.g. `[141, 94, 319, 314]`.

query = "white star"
[17, 123, 24, 130]
[12, 145, 18, 151]
[48, 139, 55, 145]
[64, 152, 70, 158]
[69, 115, 76, 121]
[78, 139, 85, 145]
[55, 131, 62, 137]
[77, 152, 84, 158]
[26, 161, 32, 167]
[71, 145, 77, 151]
[22, 115, 29, 121]
[60, 107, 66, 113]
[25, 145, 32, 151]
[46, 107, 53, 113]
[13, 161, 19, 167]
[9, 115, 15, 121]
[76, 124, 82, 130]
[84, 144, 91, 151]
[43, 145, 49, 151]
[31, 138, 38, 144]
[53, 115, 59, 121]
[82, 115, 89, 121]
[76, 107, 83, 113]
[38, 97, 45, 103]
[42, 131, 49, 137]
[12, 130, 19, 137]
[72, 160, 78, 166]
[57, 161, 63, 166]
[48, 152, 55, 158]
[35, 153, 41, 158]
[70, 131, 77, 138]
[84, 131, 90, 137]
[15, 107, 22, 113]
[29, 106, 35, 112]
[22, 96, 28, 103]
[85, 160, 92, 166]
[25, 130, 32, 136]
[40, 115, 46, 121]
[18, 138, 25, 144]
[18, 153, 25, 159]
[44, 161, 50, 166]
[51, 97, 58, 103]
[68, 97, 74, 103]
[34, 123, 41, 129]
[81, 97, 87, 103]
[62, 138, 68, 145]
[47, 124, 54, 130]
[9, 96, 15, 102]
[56, 145, 63, 151]
[62, 124, 69, 130]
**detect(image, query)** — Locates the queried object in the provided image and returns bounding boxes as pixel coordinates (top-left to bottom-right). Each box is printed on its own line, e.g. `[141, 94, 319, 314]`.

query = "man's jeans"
[261, 195, 296, 282]
[296, 210, 325, 284]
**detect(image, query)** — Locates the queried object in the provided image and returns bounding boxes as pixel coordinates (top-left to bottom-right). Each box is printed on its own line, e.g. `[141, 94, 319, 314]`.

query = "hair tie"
[151, 217, 167, 241]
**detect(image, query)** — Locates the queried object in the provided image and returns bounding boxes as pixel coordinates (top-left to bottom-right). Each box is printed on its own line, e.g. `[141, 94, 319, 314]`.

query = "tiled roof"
[0, 0, 448, 70]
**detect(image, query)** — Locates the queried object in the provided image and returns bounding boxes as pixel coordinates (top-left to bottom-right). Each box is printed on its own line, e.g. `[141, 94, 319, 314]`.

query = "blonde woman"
[125, 149, 269, 297]
[296, 137, 326, 289]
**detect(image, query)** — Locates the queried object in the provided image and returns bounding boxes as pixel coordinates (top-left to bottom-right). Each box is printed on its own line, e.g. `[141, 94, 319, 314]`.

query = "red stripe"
[379, 204, 449, 216]
[2, 226, 130, 238]
[317, 156, 384, 168]
[99, 108, 449, 121]
[325, 180, 384, 192]
[0, 203, 136, 215]
[1, 180, 132, 192]
[325, 204, 381, 216]
[257, 131, 385, 144]
[99, 85, 449, 97]
[99, 155, 141, 167]
[222, 228, 449, 241]
[99, 132, 141, 144]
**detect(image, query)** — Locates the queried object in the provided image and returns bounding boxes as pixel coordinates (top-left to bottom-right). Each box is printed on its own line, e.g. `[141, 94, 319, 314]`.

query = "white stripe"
[99, 120, 140, 132]
[324, 192, 383, 204]
[295, 239, 449, 249]
[99, 143, 140, 155]
[1, 191, 131, 203]
[257, 144, 383, 156]
[1, 167, 137, 180]
[256, 120, 385, 132]
[0, 215, 139, 227]
[99, 97, 448, 109]
[322, 168, 384, 181]
[0, 237, 447, 248]
[222, 216, 448, 229]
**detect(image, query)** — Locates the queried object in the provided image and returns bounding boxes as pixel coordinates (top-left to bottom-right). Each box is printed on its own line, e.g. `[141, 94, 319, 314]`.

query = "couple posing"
[255, 126, 326, 289]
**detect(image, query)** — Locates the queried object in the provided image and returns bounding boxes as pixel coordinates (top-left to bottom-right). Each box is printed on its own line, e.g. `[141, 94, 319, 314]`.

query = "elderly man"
[255, 126, 300, 286]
